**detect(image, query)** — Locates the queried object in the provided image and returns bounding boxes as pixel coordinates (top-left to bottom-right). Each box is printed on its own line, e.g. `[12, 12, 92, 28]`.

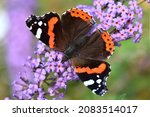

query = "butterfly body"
[26, 8, 115, 96]
[62, 35, 90, 62]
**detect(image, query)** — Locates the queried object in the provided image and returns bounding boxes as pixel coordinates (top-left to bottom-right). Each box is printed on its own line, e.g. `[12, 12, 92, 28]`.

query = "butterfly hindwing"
[74, 60, 111, 96]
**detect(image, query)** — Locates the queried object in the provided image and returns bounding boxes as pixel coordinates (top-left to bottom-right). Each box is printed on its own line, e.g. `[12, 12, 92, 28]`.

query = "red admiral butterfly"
[26, 8, 115, 96]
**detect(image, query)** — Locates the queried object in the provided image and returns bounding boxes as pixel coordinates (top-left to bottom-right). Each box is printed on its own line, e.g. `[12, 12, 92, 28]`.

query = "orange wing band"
[48, 17, 58, 48]
[75, 63, 106, 74]
[68, 8, 92, 22]
[102, 31, 115, 54]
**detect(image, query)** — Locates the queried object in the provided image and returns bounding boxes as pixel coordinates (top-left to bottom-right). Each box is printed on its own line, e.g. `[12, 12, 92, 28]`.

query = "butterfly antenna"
[98, 28, 104, 33]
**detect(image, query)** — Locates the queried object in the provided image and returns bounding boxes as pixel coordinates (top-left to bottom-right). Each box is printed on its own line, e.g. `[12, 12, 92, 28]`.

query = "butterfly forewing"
[78, 30, 113, 61]
[26, 12, 66, 51]
[61, 8, 94, 46]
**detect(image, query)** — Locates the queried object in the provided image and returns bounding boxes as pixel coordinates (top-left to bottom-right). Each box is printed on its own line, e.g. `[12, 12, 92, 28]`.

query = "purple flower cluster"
[11, 41, 78, 100]
[77, 0, 145, 45]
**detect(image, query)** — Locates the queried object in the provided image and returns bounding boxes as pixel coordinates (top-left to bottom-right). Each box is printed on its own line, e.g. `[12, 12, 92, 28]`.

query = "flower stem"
[110, 28, 119, 34]
[138, 0, 146, 5]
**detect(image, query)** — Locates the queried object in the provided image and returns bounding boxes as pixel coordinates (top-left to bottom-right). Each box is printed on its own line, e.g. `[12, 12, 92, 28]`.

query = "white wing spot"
[84, 80, 94, 86]
[29, 26, 32, 30]
[38, 21, 43, 26]
[96, 75, 100, 78]
[52, 12, 57, 14]
[100, 89, 107, 96]
[36, 28, 42, 39]
[107, 56, 111, 59]
[98, 85, 101, 87]
[92, 89, 97, 94]
[96, 79, 102, 84]
[101, 93, 105, 96]
[62, 11, 67, 15]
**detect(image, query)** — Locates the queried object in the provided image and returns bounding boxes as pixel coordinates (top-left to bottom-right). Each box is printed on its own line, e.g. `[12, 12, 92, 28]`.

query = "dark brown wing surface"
[78, 30, 115, 61]
[61, 8, 94, 47]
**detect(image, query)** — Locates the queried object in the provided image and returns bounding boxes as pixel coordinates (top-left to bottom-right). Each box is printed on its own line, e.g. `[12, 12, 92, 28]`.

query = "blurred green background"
[0, 0, 150, 100]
